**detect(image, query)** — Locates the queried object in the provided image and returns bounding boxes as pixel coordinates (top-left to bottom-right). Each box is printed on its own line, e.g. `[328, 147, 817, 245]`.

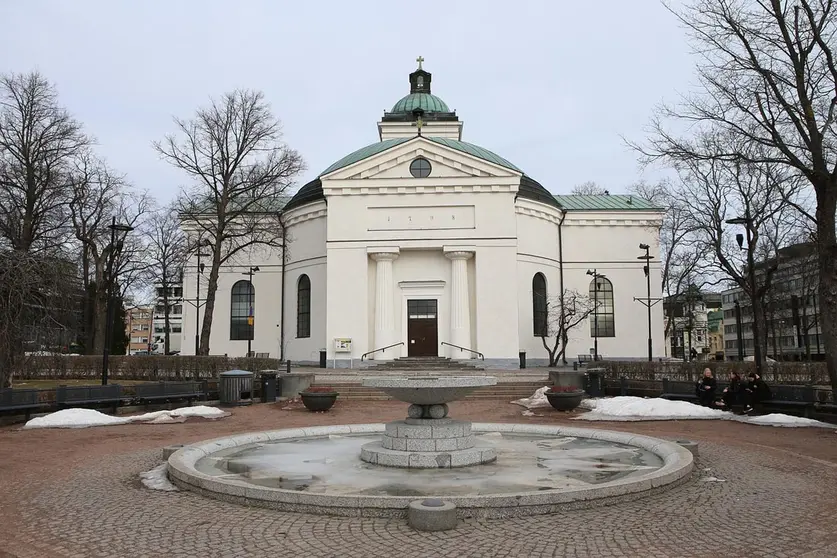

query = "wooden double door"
[407, 299, 438, 357]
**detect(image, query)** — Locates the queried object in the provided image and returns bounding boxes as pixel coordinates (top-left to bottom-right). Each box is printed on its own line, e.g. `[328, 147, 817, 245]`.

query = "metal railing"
[360, 342, 404, 361]
[440, 342, 484, 360]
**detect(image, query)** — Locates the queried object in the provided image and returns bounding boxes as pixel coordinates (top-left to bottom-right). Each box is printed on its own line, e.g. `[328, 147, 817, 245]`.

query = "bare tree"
[630, 179, 709, 353]
[637, 0, 837, 394]
[155, 89, 305, 355]
[0, 251, 80, 387]
[145, 206, 187, 355]
[570, 180, 608, 196]
[539, 289, 596, 367]
[672, 153, 803, 363]
[68, 154, 150, 354]
[0, 71, 88, 253]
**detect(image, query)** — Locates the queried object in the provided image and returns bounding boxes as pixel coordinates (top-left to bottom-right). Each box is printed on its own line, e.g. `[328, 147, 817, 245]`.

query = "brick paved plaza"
[1, 400, 836, 558]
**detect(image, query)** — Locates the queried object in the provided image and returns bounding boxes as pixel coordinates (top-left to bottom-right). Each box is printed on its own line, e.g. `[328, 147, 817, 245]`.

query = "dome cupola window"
[410, 157, 432, 178]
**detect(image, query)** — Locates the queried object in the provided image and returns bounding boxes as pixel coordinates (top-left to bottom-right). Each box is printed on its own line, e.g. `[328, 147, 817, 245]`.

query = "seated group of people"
[695, 368, 772, 414]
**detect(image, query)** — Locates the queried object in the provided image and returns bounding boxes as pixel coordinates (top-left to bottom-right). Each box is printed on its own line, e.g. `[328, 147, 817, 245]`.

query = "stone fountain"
[359, 375, 498, 468]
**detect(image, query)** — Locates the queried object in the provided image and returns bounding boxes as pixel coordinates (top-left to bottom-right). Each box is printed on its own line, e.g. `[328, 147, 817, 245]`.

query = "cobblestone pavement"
[1, 400, 836, 558]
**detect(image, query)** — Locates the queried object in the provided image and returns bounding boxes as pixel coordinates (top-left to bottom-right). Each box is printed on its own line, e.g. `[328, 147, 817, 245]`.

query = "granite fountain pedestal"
[359, 376, 498, 468]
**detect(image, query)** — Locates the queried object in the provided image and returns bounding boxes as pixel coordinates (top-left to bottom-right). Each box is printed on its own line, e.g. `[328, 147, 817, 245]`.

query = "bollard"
[519, 351, 526, 369]
[319, 350, 327, 368]
[286, 360, 291, 374]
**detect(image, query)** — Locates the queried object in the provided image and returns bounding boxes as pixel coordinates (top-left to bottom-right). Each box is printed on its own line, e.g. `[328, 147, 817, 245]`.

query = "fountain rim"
[167, 423, 694, 517]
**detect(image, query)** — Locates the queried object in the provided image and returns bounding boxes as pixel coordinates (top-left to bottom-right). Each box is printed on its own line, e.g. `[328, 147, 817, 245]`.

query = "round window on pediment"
[409, 157, 432, 178]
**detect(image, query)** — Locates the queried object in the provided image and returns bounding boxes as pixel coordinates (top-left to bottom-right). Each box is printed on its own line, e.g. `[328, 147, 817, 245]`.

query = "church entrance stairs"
[305, 380, 547, 401]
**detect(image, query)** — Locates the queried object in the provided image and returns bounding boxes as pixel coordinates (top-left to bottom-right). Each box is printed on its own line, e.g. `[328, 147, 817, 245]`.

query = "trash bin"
[519, 351, 526, 369]
[260, 371, 277, 403]
[584, 367, 605, 398]
[219, 369, 254, 406]
[319, 350, 327, 368]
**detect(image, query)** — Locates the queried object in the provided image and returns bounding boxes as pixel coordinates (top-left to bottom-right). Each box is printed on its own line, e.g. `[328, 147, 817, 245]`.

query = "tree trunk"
[199, 250, 221, 355]
[816, 182, 837, 399]
[163, 288, 170, 355]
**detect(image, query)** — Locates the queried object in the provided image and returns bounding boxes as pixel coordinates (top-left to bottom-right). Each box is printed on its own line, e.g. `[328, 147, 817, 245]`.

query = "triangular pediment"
[322, 137, 521, 182]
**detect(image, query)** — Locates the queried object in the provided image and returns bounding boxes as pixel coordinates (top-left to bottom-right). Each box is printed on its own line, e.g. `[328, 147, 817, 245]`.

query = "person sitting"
[695, 368, 717, 407]
[744, 373, 772, 413]
[719, 372, 744, 409]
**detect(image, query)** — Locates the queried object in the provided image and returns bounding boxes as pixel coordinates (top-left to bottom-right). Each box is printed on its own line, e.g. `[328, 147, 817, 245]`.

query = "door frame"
[398, 280, 446, 358]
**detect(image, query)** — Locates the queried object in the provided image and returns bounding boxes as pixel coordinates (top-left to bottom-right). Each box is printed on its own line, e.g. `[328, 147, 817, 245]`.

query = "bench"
[133, 381, 206, 406]
[56, 384, 127, 414]
[0, 388, 50, 420]
[660, 378, 700, 402]
[760, 385, 816, 417]
[576, 354, 593, 366]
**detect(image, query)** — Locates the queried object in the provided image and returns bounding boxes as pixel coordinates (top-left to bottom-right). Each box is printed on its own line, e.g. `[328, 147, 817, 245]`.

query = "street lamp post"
[102, 216, 134, 386]
[637, 244, 655, 362]
[587, 269, 606, 361]
[726, 215, 764, 377]
[192, 240, 210, 356]
[243, 266, 260, 357]
[734, 299, 745, 361]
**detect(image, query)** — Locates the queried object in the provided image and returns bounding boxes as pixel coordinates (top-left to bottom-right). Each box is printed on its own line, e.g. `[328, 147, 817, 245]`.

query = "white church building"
[181, 61, 666, 367]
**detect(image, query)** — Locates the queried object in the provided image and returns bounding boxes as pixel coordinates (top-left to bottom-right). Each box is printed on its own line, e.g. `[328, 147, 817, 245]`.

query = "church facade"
[180, 62, 666, 367]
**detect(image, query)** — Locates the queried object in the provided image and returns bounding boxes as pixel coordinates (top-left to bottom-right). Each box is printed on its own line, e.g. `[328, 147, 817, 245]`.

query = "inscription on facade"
[367, 205, 475, 231]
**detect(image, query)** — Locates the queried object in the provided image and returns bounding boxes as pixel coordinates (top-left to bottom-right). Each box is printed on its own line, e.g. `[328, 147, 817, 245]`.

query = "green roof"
[320, 137, 523, 176]
[321, 138, 410, 175]
[553, 194, 662, 211]
[427, 137, 522, 172]
[391, 93, 450, 113]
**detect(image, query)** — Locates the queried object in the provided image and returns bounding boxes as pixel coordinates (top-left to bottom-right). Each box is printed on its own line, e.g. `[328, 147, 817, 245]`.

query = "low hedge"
[597, 360, 829, 385]
[13, 355, 284, 381]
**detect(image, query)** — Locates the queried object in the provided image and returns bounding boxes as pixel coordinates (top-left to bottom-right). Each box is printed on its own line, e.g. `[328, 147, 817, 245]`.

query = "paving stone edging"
[167, 423, 694, 518]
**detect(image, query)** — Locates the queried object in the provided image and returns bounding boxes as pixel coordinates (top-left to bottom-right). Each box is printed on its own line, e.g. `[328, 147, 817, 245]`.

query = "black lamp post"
[243, 266, 260, 356]
[734, 299, 745, 361]
[192, 239, 210, 356]
[638, 243, 655, 362]
[586, 269, 606, 361]
[726, 215, 764, 376]
[102, 216, 133, 386]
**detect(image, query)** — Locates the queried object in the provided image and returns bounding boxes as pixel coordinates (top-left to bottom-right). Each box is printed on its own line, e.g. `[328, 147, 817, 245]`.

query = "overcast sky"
[2, 0, 694, 204]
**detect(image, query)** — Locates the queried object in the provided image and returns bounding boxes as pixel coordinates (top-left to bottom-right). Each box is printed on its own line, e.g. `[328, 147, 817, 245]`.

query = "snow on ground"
[511, 386, 551, 409]
[743, 413, 829, 428]
[139, 464, 178, 492]
[512, 389, 834, 428]
[577, 396, 731, 421]
[22, 408, 131, 429]
[23, 405, 229, 429]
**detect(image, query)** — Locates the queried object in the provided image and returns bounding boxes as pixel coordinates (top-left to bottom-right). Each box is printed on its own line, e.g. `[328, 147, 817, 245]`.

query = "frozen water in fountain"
[193, 433, 663, 497]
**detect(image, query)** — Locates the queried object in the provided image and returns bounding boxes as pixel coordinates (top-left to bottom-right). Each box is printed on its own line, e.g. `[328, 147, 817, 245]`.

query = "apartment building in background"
[126, 306, 153, 355]
[152, 283, 184, 354]
[721, 242, 823, 361]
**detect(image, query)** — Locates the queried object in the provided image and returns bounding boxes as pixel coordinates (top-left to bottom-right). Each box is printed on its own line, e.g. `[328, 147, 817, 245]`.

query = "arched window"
[297, 274, 311, 338]
[532, 273, 547, 336]
[230, 280, 254, 341]
[589, 277, 615, 337]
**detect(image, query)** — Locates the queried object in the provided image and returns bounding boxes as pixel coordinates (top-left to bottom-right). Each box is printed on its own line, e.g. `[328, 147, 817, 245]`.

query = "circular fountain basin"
[361, 376, 497, 405]
[167, 423, 694, 518]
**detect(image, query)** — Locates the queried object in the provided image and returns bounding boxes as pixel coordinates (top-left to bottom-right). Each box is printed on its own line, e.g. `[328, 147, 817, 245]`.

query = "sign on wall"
[334, 338, 352, 353]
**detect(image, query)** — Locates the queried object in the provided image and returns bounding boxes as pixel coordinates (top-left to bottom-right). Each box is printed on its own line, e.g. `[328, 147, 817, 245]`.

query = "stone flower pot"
[544, 389, 584, 412]
[299, 391, 339, 412]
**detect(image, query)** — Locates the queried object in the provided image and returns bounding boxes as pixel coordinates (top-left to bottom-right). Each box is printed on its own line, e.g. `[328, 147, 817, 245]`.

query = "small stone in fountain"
[428, 404, 448, 419]
[407, 404, 424, 419]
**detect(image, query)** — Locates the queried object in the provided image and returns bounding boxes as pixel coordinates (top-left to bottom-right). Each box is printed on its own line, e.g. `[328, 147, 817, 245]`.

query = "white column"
[445, 250, 474, 358]
[370, 250, 399, 360]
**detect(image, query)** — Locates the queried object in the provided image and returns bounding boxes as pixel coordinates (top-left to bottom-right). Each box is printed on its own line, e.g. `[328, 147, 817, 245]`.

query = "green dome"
[391, 93, 450, 114]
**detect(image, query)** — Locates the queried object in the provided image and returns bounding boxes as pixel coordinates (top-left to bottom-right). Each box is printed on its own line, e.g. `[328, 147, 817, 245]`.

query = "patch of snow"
[521, 410, 536, 417]
[23, 405, 229, 430]
[140, 464, 178, 492]
[129, 405, 228, 423]
[511, 386, 551, 409]
[742, 413, 831, 428]
[576, 396, 731, 421]
[700, 476, 726, 483]
[23, 408, 130, 429]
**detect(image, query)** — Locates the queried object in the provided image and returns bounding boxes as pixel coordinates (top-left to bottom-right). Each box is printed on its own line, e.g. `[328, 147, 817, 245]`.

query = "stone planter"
[299, 391, 339, 412]
[544, 390, 584, 411]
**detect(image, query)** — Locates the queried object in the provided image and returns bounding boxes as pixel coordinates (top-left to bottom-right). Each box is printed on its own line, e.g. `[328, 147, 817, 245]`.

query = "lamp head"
[253, 266, 260, 273]
[736, 233, 744, 249]
[639, 243, 650, 250]
[586, 269, 594, 276]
